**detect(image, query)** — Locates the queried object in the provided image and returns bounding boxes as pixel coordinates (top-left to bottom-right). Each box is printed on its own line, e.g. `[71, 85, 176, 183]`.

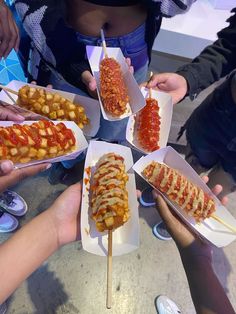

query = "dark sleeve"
[176, 8, 236, 99]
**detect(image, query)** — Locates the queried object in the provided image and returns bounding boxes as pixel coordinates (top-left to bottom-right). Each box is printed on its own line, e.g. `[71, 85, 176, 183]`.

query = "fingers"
[153, 190, 175, 226]
[0, 106, 25, 121]
[0, 163, 51, 193]
[147, 73, 170, 88]
[82, 71, 96, 90]
[0, 160, 14, 176]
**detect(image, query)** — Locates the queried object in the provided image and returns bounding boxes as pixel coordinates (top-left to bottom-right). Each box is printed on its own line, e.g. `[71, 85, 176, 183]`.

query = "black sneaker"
[152, 221, 172, 241]
[139, 187, 155, 207]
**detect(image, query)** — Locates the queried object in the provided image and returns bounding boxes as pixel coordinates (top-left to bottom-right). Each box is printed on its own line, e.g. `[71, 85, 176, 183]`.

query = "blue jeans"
[49, 23, 149, 168]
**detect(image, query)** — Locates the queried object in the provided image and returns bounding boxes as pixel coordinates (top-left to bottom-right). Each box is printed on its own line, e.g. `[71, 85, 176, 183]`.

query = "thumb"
[82, 71, 97, 91]
[147, 73, 170, 88]
[152, 190, 175, 227]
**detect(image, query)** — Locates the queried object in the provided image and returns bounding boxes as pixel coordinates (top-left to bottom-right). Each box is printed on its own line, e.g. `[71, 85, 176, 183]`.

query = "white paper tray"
[0, 80, 101, 137]
[86, 46, 145, 121]
[133, 146, 236, 248]
[81, 140, 139, 256]
[0, 121, 88, 168]
[126, 87, 173, 154]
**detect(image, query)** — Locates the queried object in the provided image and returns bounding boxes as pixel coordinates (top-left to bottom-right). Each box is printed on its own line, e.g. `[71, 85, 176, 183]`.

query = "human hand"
[153, 177, 227, 261]
[0, 101, 25, 121]
[0, 1, 20, 58]
[81, 71, 98, 99]
[47, 183, 81, 247]
[0, 163, 51, 193]
[0, 160, 14, 176]
[143, 73, 188, 105]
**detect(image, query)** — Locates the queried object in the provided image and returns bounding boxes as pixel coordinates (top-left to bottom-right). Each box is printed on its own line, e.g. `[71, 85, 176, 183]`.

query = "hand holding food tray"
[81, 140, 139, 256]
[0, 80, 101, 137]
[126, 87, 173, 154]
[86, 45, 145, 121]
[0, 120, 88, 168]
[133, 146, 236, 247]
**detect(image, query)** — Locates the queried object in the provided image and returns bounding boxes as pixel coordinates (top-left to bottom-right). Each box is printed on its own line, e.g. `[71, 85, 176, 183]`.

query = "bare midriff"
[66, 0, 147, 37]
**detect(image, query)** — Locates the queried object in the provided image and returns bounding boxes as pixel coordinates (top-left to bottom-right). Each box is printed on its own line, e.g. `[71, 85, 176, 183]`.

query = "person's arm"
[146, 9, 236, 104]
[153, 181, 235, 314]
[154, 0, 196, 17]
[0, 0, 20, 58]
[0, 182, 81, 304]
[176, 9, 236, 99]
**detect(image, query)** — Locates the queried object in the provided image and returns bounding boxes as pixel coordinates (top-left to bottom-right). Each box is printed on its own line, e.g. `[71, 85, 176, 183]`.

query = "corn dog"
[17, 85, 89, 129]
[136, 98, 161, 152]
[91, 153, 130, 232]
[0, 120, 76, 163]
[143, 162, 216, 222]
[100, 58, 129, 117]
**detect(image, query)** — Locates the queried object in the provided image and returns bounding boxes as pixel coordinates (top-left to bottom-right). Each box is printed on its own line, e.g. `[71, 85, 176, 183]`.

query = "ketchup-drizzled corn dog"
[143, 162, 216, 222]
[135, 98, 161, 152]
[0, 120, 76, 163]
[100, 58, 129, 117]
[91, 153, 130, 232]
[17, 85, 89, 129]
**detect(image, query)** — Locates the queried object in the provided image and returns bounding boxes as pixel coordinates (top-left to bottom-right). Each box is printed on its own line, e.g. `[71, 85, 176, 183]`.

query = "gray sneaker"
[153, 221, 172, 241]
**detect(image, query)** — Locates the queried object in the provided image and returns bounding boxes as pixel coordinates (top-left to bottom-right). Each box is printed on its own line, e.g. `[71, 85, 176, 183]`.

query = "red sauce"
[136, 98, 161, 152]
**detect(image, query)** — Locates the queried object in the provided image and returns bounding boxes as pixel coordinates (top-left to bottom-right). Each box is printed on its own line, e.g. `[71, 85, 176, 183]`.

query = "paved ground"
[1, 52, 236, 314]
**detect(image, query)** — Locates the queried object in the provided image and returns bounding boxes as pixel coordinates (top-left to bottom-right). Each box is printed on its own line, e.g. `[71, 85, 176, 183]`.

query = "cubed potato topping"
[52, 103, 60, 110]
[19, 146, 29, 155]
[29, 147, 37, 157]
[68, 111, 76, 119]
[49, 146, 58, 154]
[39, 129, 46, 136]
[37, 148, 47, 158]
[10, 148, 18, 156]
[40, 138, 47, 148]
[68, 104, 76, 110]
[57, 109, 65, 117]
[42, 105, 50, 114]
[46, 93, 53, 100]
[47, 127, 53, 136]
[105, 217, 114, 227]
[49, 111, 57, 119]
[34, 103, 42, 111]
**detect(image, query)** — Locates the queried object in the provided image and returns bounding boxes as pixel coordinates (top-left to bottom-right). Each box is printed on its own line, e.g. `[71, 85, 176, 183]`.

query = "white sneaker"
[0, 190, 27, 216]
[155, 295, 181, 314]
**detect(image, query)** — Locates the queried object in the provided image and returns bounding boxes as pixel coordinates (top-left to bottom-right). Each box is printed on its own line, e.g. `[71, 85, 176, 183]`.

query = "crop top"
[84, 0, 140, 6]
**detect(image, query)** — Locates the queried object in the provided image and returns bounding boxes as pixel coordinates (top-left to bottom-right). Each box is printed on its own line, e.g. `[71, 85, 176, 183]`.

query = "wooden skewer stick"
[211, 214, 236, 233]
[100, 29, 108, 58]
[106, 229, 113, 309]
[148, 71, 153, 99]
[0, 84, 18, 96]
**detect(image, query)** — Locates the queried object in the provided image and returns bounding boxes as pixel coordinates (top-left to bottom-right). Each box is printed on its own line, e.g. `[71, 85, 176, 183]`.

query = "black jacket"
[177, 8, 236, 102]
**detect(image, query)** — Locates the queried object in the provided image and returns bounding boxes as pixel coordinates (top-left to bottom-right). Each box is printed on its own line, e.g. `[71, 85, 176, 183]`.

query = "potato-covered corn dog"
[143, 162, 216, 222]
[91, 153, 130, 232]
[100, 57, 129, 117]
[0, 120, 76, 163]
[135, 98, 161, 152]
[17, 85, 89, 129]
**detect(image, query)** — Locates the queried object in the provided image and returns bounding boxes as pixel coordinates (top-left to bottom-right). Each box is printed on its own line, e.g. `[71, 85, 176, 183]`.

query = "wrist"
[42, 209, 61, 250]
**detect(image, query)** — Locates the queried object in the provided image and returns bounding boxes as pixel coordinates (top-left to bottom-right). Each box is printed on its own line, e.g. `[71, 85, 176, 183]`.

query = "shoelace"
[0, 191, 15, 207]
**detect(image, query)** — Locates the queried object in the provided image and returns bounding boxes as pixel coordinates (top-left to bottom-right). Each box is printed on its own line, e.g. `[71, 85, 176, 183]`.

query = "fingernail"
[46, 164, 52, 170]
